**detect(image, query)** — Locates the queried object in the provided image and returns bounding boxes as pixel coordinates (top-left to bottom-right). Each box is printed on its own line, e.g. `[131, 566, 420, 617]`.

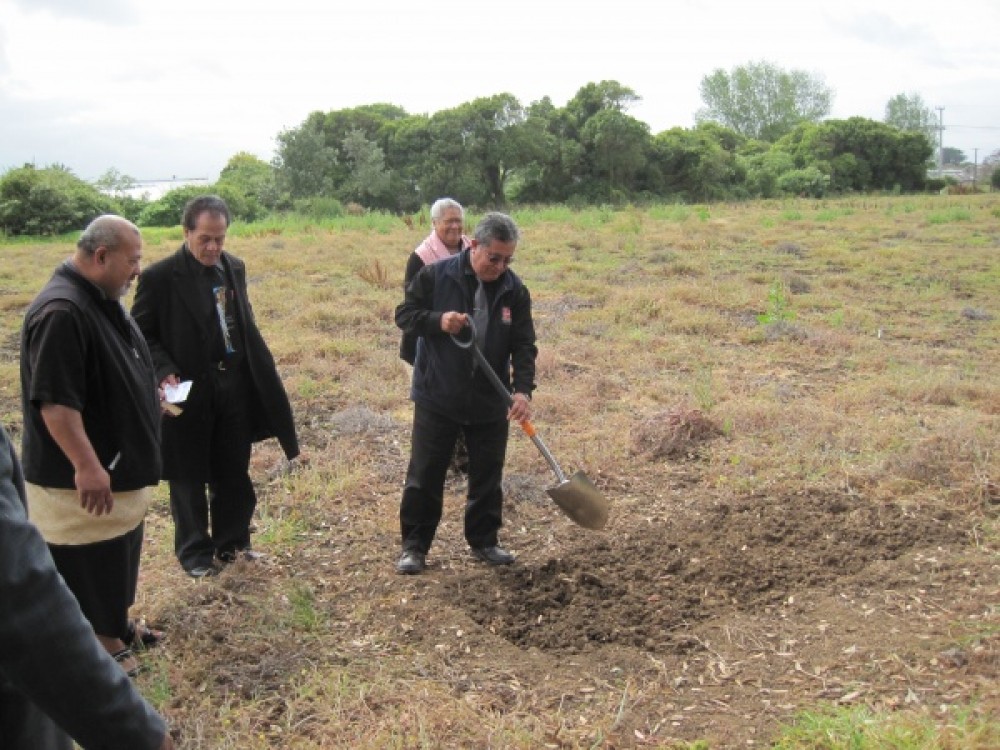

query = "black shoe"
[396, 550, 426, 575]
[186, 564, 219, 578]
[218, 548, 265, 564]
[471, 545, 515, 566]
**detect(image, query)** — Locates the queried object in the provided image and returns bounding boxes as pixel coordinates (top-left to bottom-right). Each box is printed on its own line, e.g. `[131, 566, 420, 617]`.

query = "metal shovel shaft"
[451, 321, 609, 530]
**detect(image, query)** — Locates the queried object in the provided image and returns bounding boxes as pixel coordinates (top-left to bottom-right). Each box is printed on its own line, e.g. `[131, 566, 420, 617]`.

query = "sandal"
[112, 647, 141, 678]
[127, 619, 165, 650]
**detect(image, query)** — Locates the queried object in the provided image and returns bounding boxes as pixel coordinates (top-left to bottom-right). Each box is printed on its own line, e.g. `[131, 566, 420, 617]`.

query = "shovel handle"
[451, 321, 568, 485]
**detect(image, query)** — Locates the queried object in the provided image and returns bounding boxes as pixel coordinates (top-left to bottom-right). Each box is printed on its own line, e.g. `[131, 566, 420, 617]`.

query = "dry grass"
[1, 194, 997, 748]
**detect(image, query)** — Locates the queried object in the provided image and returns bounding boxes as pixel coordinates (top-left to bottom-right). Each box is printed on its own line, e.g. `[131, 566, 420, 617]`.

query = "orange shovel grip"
[519, 419, 537, 437]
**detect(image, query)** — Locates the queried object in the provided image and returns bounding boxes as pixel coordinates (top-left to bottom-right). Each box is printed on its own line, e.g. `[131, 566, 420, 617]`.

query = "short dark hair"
[474, 212, 520, 247]
[182, 195, 231, 230]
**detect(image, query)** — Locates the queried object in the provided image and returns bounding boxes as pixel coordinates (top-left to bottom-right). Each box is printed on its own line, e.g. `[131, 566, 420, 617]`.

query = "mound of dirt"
[446, 492, 969, 655]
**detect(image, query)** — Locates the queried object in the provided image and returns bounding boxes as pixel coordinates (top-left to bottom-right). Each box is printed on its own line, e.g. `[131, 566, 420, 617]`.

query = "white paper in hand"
[164, 380, 193, 404]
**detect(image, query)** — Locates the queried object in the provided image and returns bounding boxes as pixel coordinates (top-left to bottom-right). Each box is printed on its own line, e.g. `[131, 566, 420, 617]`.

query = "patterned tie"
[473, 279, 489, 354]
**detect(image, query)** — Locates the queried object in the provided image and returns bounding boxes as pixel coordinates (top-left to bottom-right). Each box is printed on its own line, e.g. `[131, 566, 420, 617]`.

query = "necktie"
[473, 279, 489, 354]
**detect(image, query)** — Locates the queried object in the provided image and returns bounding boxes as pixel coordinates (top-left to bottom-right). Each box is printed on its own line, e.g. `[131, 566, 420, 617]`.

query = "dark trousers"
[400, 403, 509, 554]
[48, 522, 143, 642]
[169, 365, 255, 571]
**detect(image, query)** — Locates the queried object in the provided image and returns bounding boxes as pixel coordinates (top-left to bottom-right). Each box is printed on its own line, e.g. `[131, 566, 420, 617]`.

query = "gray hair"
[474, 212, 520, 247]
[430, 197, 463, 222]
[77, 215, 140, 256]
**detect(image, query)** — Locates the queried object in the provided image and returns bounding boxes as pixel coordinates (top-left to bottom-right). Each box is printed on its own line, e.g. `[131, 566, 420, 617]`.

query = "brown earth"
[143, 417, 998, 749]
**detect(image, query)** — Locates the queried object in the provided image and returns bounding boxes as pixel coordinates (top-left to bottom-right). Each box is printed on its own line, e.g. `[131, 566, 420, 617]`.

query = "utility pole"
[973, 148, 978, 191]
[936, 106, 945, 174]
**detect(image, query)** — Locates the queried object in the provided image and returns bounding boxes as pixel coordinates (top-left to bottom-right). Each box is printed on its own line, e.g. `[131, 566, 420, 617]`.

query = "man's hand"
[159, 373, 181, 417]
[75, 463, 114, 515]
[508, 392, 532, 423]
[39, 403, 114, 515]
[440, 311, 469, 335]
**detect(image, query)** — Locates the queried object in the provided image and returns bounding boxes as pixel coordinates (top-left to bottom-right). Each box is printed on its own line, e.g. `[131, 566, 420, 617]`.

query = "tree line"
[3, 62, 993, 236]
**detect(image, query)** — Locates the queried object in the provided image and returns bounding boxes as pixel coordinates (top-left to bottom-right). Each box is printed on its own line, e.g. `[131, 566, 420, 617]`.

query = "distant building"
[113, 177, 210, 201]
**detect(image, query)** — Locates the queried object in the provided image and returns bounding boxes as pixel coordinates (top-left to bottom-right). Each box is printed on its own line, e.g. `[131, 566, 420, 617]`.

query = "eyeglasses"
[483, 252, 514, 267]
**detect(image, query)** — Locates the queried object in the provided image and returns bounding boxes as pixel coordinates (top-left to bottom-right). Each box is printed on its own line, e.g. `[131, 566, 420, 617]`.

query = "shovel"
[451, 321, 609, 530]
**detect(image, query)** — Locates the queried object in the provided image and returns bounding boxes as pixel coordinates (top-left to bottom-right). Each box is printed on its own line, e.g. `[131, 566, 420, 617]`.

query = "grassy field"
[0, 195, 997, 749]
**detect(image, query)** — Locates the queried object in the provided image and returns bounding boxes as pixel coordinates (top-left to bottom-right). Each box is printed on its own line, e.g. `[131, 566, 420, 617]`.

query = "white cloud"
[2, 0, 998, 180]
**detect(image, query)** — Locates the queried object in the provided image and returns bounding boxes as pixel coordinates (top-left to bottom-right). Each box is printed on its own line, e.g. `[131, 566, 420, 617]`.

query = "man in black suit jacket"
[0, 424, 174, 750]
[132, 195, 299, 578]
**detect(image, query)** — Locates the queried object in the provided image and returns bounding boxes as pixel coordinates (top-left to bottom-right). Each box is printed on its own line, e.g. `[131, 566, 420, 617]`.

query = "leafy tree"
[696, 60, 832, 142]
[776, 166, 828, 197]
[739, 149, 797, 198]
[580, 109, 650, 200]
[339, 129, 391, 205]
[942, 147, 966, 165]
[0, 164, 115, 235]
[991, 168, 1000, 190]
[776, 117, 931, 192]
[884, 92, 937, 148]
[273, 112, 339, 199]
[217, 152, 281, 219]
[514, 96, 585, 203]
[381, 114, 435, 212]
[648, 126, 740, 201]
[564, 80, 640, 136]
[137, 183, 249, 227]
[94, 167, 137, 195]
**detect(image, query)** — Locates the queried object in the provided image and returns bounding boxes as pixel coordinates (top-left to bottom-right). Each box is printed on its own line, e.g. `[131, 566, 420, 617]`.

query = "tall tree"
[272, 112, 339, 198]
[696, 60, 832, 142]
[339, 129, 391, 204]
[580, 109, 650, 199]
[217, 152, 280, 217]
[884, 92, 937, 148]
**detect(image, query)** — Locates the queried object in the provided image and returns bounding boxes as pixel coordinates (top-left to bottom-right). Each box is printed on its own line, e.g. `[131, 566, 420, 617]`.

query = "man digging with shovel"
[394, 212, 536, 574]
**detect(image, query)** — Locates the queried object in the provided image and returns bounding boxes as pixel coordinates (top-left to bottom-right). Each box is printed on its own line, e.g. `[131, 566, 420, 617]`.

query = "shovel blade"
[546, 471, 609, 530]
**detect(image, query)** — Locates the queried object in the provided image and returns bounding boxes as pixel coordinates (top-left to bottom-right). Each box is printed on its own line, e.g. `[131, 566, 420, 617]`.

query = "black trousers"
[169, 365, 255, 571]
[48, 522, 143, 643]
[400, 403, 509, 554]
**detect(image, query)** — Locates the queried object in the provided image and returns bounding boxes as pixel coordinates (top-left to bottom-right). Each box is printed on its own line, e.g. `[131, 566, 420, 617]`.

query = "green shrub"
[292, 196, 345, 220]
[137, 184, 251, 227]
[0, 164, 115, 235]
[777, 167, 829, 198]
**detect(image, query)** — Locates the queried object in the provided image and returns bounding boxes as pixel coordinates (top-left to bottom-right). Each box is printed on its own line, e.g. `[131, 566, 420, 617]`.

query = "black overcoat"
[131, 247, 299, 480]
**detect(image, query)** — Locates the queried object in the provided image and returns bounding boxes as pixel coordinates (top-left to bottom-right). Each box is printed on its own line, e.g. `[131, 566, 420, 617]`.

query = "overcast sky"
[2, 0, 998, 183]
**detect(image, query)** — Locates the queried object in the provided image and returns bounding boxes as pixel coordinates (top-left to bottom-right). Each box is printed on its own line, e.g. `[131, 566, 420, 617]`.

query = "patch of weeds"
[927, 208, 973, 224]
[647, 204, 690, 222]
[771, 703, 999, 749]
[962, 307, 993, 321]
[763, 320, 808, 342]
[785, 274, 811, 294]
[757, 279, 795, 325]
[648, 249, 679, 264]
[691, 367, 716, 412]
[776, 242, 805, 257]
[781, 209, 803, 221]
[357, 259, 391, 289]
[288, 582, 323, 632]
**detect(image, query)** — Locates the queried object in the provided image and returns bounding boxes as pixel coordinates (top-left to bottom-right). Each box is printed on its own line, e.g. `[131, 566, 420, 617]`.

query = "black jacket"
[20, 263, 162, 491]
[131, 247, 299, 480]
[395, 248, 537, 423]
[0, 425, 167, 749]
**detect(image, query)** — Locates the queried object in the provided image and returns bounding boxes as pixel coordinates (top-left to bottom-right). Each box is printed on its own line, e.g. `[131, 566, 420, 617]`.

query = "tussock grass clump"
[630, 406, 724, 460]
